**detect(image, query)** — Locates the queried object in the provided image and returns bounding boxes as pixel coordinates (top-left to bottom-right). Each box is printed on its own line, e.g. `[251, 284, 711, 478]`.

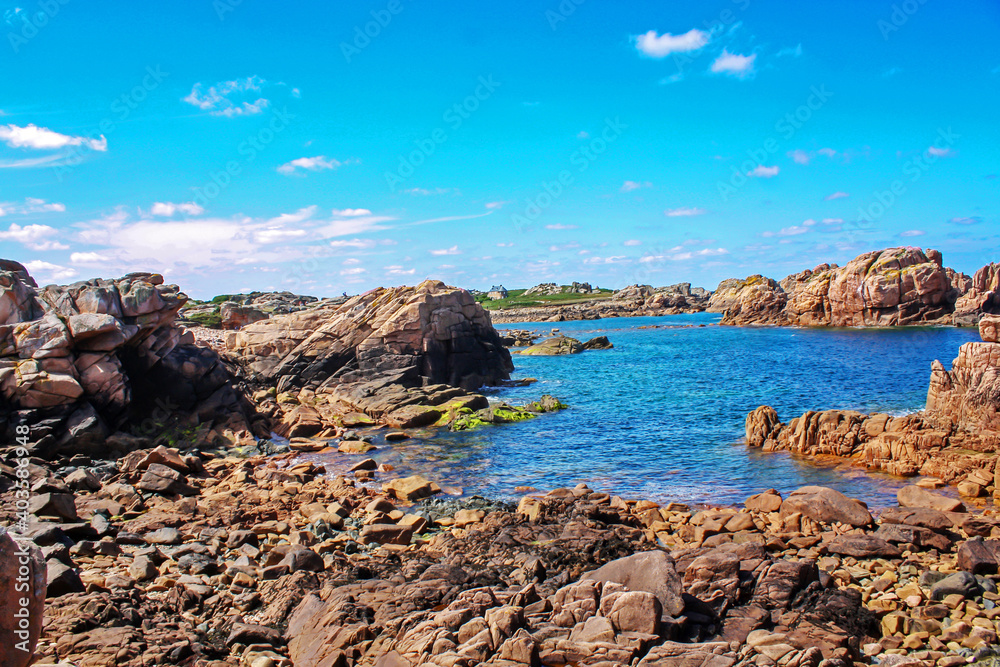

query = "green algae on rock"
[449, 394, 568, 431]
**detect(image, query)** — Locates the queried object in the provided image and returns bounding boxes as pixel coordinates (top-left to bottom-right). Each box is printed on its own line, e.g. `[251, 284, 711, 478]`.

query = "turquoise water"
[313, 314, 981, 508]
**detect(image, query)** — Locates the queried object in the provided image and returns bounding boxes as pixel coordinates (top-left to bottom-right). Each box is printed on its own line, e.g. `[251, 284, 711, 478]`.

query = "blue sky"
[0, 0, 997, 299]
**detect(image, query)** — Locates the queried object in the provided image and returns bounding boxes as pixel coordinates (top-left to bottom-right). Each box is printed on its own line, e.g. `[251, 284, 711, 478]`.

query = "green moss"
[211, 294, 235, 304]
[186, 310, 222, 328]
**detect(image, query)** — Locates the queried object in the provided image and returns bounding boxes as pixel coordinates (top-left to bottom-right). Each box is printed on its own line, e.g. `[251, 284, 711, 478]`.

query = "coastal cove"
[304, 314, 981, 508]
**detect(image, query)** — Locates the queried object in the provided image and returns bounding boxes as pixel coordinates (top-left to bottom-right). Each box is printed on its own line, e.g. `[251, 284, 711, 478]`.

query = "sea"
[305, 313, 981, 509]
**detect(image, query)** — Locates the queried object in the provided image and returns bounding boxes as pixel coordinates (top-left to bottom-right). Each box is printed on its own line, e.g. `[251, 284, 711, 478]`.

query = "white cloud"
[331, 208, 372, 217]
[928, 146, 954, 157]
[403, 187, 455, 195]
[183, 76, 270, 117]
[277, 156, 348, 175]
[342, 258, 361, 266]
[640, 247, 729, 263]
[634, 29, 709, 58]
[824, 191, 849, 200]
[545, 224, 578, 230]
[330, 238, 377, 249]
[621, 180, 652, 192]
[710, 50, 757, 78]
[496, 242, 515, 248]
[430, 245, 460, 256]
[70, 252, 109, 264]
[747, 165, 779, 178]
[949, 216, 982, 225]
[789, 149, 811, 165]
[0, 222, 68, 250]
[150, 201, 205, 217]
[665, 207, 707, 217]
[0, 124, 107, 152]
[899, 230, 925, 238]
[24, 260, 77, 282]
[340, 267, 366, 276]
[385, 265, 416, 276]
[624, 239, 642, 246]
[0, 198, 66, 216]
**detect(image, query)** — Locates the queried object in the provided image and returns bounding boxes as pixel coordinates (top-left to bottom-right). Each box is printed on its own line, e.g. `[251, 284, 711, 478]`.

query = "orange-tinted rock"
[0, 530, 45, 667]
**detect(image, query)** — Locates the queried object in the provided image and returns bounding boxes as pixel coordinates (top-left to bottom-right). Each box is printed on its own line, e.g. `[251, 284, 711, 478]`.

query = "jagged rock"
[955, 263, 1000, 316]
[716, 248, 974, 326]
[926, 324, 1000, 445]
[0, 528, 45, 667]
[229, 280, 512, 392]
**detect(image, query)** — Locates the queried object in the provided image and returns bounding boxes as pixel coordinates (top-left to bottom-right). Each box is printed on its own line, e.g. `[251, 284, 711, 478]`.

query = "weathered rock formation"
[517, 335, 613, 356]
[747, 315, 1000, 493]
[228, 281, 512, 393]
[925, 315, 1000, 446]
[523, 282, 598, 296]
[0, 528, 45, 667]
[0, 261, 252, 458]
[715, 247, 975, 327]
[955, 263, 1000, 319]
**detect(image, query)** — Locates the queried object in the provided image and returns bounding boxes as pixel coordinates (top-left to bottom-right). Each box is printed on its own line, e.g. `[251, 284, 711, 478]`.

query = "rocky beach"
[3, 250, 1000, 667]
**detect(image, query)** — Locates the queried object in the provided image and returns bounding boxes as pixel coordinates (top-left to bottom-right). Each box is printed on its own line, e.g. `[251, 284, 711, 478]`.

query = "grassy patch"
[482, 288, 614, 310]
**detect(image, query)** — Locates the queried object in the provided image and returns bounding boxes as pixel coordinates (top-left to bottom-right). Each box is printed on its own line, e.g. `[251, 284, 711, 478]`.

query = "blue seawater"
[309, 313, 981, 509]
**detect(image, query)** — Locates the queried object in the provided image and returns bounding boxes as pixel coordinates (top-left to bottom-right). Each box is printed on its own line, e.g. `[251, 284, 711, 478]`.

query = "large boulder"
[0, 528, 45, 667]
[779, 486, 873, 527]
[228, 281, 513, 392]
[582, 550, 684, 616]
[519, 336, 584, 356]
[713, 276, 788, 326]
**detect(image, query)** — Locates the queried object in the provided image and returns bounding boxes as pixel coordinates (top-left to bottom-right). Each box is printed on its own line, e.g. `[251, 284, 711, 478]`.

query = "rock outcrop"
[955, 263, 1000, 320]
[747, 315, 1000, 492]
[0, 528, 45, 667]
[925, 315, 1000, 446]
[715, 247, 975, 327]
[228, 281, 512, 392]
[0, 261, 253, 458]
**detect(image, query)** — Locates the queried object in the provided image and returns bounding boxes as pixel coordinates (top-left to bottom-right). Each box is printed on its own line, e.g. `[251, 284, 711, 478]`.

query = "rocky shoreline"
[709, 248, 998, 328]
[489, 284, 711, 324]
[5, 261, 1000, 666]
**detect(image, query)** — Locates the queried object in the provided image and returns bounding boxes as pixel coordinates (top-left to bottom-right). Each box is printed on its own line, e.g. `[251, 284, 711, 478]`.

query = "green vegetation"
[480, 287, 614, 310]
[185, 310, 222, 328]
[211, 294, 235, 304]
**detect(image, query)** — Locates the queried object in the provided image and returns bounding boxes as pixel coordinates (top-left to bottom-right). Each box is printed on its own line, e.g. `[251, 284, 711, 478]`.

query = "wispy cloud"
[747, 165, 779, 178]
[824, 191, 850, 200]
[948, 216, 982, 225]
[0, 197, 66, 216]
[277, 156, 351, 175]
[776, 44, 802, 58]
[24, 260, 77, 282]
[150, 201, 204, 217]
[403, 187, 456, 195]
[665, 207, 707, 217]
[0, 123, 107, 151]
[545, 223, 578, 230]
[634, 29, 709, 58]
[430, 245, 460, 256]
[899, 230, 925, 237]
[928, 146, 954, 157]
[620, 180, 652, 192]
[183, 76, 271, 117]
[0, 223, 68, 250]
[710, 50, 756, 78]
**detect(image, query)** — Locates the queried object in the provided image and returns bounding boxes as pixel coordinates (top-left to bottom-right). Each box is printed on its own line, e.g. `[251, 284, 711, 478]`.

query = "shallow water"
[307, 314, 980, 509]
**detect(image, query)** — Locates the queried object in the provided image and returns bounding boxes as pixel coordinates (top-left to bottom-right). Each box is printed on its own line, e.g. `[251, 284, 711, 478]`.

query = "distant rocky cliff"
[712, 247, 977, 327]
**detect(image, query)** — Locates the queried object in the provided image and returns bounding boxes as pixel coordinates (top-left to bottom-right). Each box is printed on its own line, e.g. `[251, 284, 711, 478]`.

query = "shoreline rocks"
[713, 247, 984, 327]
